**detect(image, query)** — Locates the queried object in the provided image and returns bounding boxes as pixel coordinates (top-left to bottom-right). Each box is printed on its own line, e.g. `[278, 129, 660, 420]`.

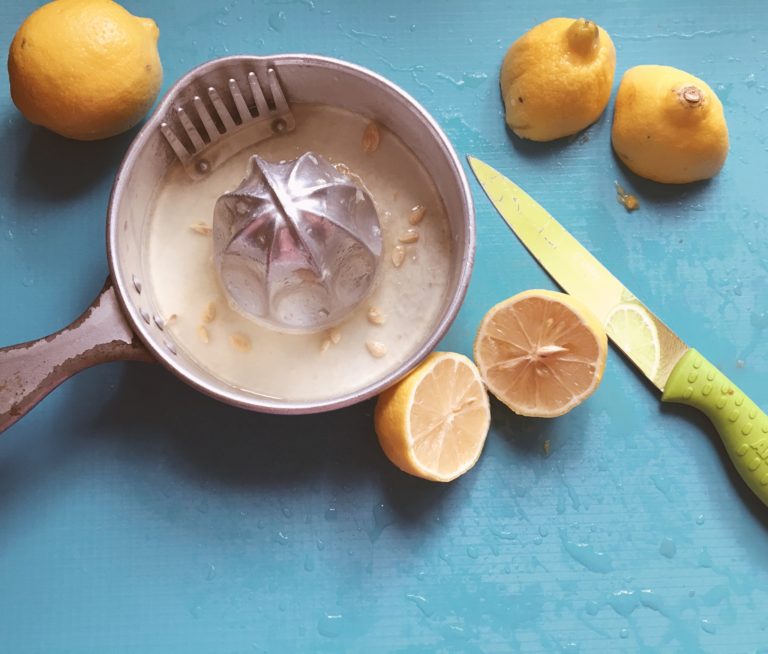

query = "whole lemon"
[500, 17, 616, 141]
[611, 65, 728, 184]
[8, 0, 162, 141]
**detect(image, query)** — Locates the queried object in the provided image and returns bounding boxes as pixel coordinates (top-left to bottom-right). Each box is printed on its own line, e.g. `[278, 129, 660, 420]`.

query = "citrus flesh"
[375, 352, 491, 482]
[611, 65, 729, 183]
[8, 0, 162, 140]
[474, 290, 608, 417]
[500, 17, 616, 141]
[605, 303, 660, 381]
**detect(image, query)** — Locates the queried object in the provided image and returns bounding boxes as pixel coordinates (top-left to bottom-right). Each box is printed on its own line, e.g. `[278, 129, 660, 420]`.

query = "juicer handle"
[0, 280, 153, 433]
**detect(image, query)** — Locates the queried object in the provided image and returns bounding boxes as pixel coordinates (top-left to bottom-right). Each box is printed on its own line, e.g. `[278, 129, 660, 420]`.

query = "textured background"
[1, 1, 768, 652]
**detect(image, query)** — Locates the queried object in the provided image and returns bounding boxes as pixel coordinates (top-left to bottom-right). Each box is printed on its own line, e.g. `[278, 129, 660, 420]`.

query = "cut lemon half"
[374, 352, 491, 482]
[473, 290, 608, 418]
[605, 303, 661, 380]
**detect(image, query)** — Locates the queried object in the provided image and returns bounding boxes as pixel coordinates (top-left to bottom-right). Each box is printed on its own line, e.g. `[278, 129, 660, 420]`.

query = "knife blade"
[468, 155, 768, 508]
[467, 156, 687, 390]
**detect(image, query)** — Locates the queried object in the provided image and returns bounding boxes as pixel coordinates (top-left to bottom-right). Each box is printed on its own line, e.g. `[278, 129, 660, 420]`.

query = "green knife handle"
[662, 349, 768, 507]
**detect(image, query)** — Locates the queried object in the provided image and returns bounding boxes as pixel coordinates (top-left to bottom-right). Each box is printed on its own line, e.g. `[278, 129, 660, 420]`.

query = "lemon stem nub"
[679, 85, 704, 107]
[567, 18, 600, 56]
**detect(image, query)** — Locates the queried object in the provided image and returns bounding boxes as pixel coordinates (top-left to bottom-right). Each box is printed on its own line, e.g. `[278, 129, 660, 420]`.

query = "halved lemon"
[374, 352, 491, 482]
[473, 289, 608, 417]
[605, 303, 660, 380]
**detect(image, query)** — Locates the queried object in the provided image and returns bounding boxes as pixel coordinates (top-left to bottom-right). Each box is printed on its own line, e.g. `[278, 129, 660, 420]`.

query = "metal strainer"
[213, 152, 382, 332]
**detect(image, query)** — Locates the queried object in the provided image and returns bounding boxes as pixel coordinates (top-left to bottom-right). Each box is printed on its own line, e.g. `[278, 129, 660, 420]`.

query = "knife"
[468, 156, 768, 508]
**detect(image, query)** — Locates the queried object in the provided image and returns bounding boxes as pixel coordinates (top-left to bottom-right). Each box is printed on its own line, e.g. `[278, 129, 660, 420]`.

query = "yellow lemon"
[374, 352, 491, 482]
[473, 290, 608, 418]
[500, 17, 616, 141]
[611, 65, 729, 184]
[8, 0, 162, 141]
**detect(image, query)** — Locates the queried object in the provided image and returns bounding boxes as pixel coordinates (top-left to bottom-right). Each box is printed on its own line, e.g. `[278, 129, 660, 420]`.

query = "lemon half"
[375, 352, 491, 482]
[474, 290, 608, 417]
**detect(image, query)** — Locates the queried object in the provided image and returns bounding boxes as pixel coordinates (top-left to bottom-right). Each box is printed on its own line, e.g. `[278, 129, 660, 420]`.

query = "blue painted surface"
[1, 0, 768, 651]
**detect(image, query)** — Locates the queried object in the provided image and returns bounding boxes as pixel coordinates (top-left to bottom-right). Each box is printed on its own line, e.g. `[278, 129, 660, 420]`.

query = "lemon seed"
[367, 306, 386, 325]
[362, 121, 380, 153]
[190, 222, 212, 235]
[398, 229, 419, 244]
[230, 333, 251, 352]
[202, 301, 216, 323]
[366, 340, 387, 358]
[391, 245, 405, 268]
[409, 205, 427, 225]
[197, 325, 210, 344]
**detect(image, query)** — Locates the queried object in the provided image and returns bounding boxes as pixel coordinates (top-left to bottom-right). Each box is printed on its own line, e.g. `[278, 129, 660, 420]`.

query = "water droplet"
[751, 311, 768, 330]
[325, 506, 338, 521]
[466, 545, 480, 559]
[697, 547, 713, 568]
[304, 554, 315, 572]
[369, 502, 396, 542]
[585, 600, 599, 616]
[489, 526, 516, 541]
[5, 228, 14, 241]
[619, 628, 629, 639]
[317, 613, 344, 638]
[609, 590, 639, 617]
[406, 593, 432, 617]
[30, 226, 39, 236]
[696, 514, 705, 525]
[316, 539, 325, 551]
[461, 73, 488, 89]
[538, 525, 549, 537]
[22, 276, 34, 287]
[533, 536, 543, 545]
[387, 14, 397, 22]
[560, 530, 612, 573]
[659, 538, 677, 559]
[268, 10, 287, 32]
[205, 563, 216, 580]
[282, 506, 292, 519]
[701, 618, 717, 634]
[275, 530, 289, 544]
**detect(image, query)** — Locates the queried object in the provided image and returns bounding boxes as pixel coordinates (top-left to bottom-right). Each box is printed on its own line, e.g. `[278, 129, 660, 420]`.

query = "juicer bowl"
[109, 55, 475, 413]
[0, 54, 475, 430]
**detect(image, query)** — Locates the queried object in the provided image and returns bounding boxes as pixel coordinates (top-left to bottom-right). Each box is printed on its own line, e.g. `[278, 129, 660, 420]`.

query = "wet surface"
[1, 0, 767, 651]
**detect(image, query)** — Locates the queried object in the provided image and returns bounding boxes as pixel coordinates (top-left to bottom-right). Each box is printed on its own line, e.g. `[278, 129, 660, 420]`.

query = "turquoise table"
[1, 1, 767, 652]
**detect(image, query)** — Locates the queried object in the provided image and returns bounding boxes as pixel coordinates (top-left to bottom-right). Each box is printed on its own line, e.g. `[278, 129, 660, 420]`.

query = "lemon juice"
[145, 104, 452, 401]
